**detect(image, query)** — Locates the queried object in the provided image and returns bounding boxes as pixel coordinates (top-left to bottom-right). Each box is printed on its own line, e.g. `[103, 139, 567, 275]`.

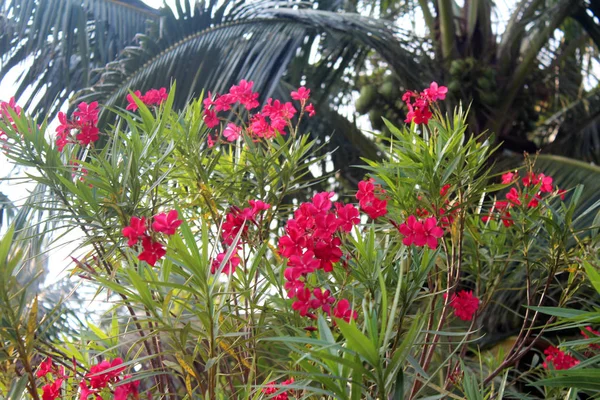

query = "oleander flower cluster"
[201, 80, 315, 146]
[122, 210, 182, 267]
[37, 357, 138, 400]
[261, 377, 295, 400]
[482, 171, 565, 227]
[402, 81, 448, 125]
[126, 87, 168, 111]
[212, 199, 271, 275]
[55, 102, 100, 151]
[278, 191, 359, 322]
[0, 97, 22, 141]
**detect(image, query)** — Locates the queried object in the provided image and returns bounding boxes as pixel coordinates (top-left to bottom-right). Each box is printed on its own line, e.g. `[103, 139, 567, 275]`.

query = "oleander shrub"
[0, 81, 599, 399]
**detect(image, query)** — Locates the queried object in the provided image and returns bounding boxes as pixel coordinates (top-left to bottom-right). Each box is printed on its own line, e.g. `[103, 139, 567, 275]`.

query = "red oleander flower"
[305, 103, 315, 117]
[404, 103, 432, 125]
[501, 171, 517, 184]
[152, 210, 182, 235]
[79, 381, 98, 400]
[223, 123, 242, 142]
[333, 299, 357, 323]
[334, 203, 360, 232]
[522, 172, 539, 187]
[287, 250, 320, 277]
[262, 378, 294, 400]
[114, 377, 140, 400]
[127, 88, 168, 110]
[398, 216, 444, 250]
[88, 358, 125, 389]
[543, 346, 579, 370]
[291, 86, 310, 101]
[402, 82, 447, 125]
[41, 379, 63, 400]
[581, 326, 600, 350]
[505, 187, 522, 206]
[278, 222, 307, 259]
[277, 191, 359, 319]
[356, 178, 387, 219]
[447, 290, 479, 321]
[137, 237, 166, 267]
[558, 189, 567, 200]
[126, 91, 143, 111]
[203, 109, 219, 128]
[73, 101, 99, 125]
[248, 199, 271, 214]
[144, 88, 168, 106]
[211, 251, 241, 275]
[525, 193, 541, 208]
[440, 184, 451, 196]
[76, 124, 99, 146]
[122, 217, 146, 247]
[292, 287, 313, 317]
[538, 174, 553, 193]
[37, 357, 54, 378]
[56, 112, 70, 136]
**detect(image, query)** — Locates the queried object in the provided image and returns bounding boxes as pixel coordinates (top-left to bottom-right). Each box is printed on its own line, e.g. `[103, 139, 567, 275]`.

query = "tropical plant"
[0, 80, 599, 399]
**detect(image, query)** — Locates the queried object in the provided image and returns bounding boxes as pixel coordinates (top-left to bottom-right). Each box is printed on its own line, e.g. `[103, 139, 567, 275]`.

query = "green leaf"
[336, 320, 379, 366]
[583, 261, 600, 295]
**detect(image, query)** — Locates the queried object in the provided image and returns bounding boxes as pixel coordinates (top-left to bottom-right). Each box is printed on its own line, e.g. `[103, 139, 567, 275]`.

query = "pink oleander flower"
[211, 250, 241, 275]
[501, 171, 517, 184]
[203, 109, 219, 128]
[422, 81, 448, 102]
[126, 91, 143, 111]
[122, 217, 147, 247]
[73, 101, 99, 125]
[223, 123, 242, 142]
[305, 103, 315, 117]
[229, 80, 259, 110]
[333, 299, 357, 323]
[291, 86, 310, 101]
[152, 210, 182, 235]
[309, 288, 335, 315]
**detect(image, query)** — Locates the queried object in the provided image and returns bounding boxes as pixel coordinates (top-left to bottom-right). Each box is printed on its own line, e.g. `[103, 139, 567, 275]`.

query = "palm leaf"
[0, 0, 159, 118]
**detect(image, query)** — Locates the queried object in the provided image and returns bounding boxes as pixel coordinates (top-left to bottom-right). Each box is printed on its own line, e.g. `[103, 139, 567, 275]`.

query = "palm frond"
[78, 6, 422, 113]
[539, 89, 600, 163]
[0, 0, 159, 118]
